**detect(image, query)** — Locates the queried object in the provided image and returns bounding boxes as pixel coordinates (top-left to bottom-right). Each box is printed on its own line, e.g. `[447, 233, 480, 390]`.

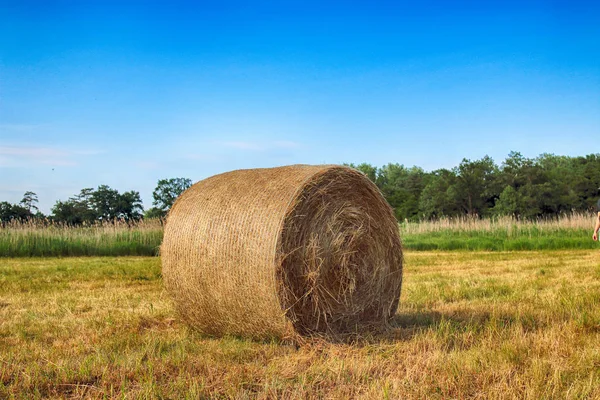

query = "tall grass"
[0, 212, 597, 256]
[400, 212, 598, 251]
[0, 219, 163, 257]
[400, 213, 594, 234]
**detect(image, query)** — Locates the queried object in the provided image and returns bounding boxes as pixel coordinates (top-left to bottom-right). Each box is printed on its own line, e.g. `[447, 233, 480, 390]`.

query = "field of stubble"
[1, 251, 599, 399]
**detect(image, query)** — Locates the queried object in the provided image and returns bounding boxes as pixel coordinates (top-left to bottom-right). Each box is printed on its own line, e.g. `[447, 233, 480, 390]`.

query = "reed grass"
[0, 213, 597, 257]
[400, 213, 594, 235]
[400, 213, 597, 251]
[0, 219, 163, 257]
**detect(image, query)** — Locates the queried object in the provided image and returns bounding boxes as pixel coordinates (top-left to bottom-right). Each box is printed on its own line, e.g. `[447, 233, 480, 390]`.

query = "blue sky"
[1, 1, 599, 213]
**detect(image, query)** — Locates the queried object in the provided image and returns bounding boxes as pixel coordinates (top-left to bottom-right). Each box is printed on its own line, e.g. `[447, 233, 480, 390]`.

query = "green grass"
[1, 251, 600, 398]
[400, 213, 599, 251]
[1, 213, 598, 257]
[402, 228, 596, 251]
[0, 221, 163, 257]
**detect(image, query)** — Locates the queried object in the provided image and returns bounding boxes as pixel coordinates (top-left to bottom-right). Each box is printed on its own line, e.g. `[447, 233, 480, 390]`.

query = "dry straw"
[161, 165, 403, 339]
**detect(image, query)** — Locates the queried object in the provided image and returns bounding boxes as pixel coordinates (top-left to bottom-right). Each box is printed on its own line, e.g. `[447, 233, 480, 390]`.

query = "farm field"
[1, 251, 599, 399]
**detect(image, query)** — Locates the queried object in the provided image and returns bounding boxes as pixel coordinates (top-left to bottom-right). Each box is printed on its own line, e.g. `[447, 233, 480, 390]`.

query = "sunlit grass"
[1, 213, 598, 257]
[1, 251, 599, 398]
[400, 212, 594, 234]
[0, 219, 163, 257]
[400, 213, 598, 250]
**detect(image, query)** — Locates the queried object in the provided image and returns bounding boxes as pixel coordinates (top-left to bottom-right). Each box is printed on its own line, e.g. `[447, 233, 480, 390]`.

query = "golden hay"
[161, 165, 403, 339]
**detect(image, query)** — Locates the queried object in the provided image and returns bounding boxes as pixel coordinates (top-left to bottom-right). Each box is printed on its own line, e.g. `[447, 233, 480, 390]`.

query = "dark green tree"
[152, 178, 192, 217]
[144, 207, 165, 219]
[51, 200, 85, 225]
[19, 191, 39, 213]
[345, 162, 378, 183]
[116, 190, 144, 221]
[92, 185, 120, 220]
[377, 164, 428, 221]
[497, 152, 540, 218]
[51, 186, 143, 224]
[51, 188, 96, 224]
[419, 169, 459, 219]
[492, 185, 520, 217]
[449, 156, 500, 217]
[575, 154, 600, 210]
[0, 201, 31, 222]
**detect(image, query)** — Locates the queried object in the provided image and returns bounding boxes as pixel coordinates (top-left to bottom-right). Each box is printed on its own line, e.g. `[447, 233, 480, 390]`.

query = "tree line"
[2, 152, 599, 224]
[348, 152, 600, 221]
[0, 178, 192, 224]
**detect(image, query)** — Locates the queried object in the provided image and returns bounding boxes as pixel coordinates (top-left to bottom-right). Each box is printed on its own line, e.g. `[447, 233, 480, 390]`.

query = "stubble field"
[1, 250, 599, 399]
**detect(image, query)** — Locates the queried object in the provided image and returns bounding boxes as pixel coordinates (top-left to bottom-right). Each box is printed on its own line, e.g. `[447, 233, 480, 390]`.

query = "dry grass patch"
[1, 251, 599, 399]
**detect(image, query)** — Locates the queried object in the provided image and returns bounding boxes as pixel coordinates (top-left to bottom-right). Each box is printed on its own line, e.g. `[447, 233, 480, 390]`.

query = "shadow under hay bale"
[161, 165, 403, 340]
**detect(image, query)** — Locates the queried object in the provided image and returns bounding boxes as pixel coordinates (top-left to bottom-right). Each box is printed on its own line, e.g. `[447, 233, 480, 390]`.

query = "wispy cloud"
[72, 149, 105, 156]
[134, 161, 160, 170]
[0, 145, 100, 168]
[0, 156, 13, 167]
[220, 140, 302, 151]
[0, 123, 46, 132]
[273, 140, 301, 149]
[186, 153, 220, 162]
[222, 141, 264, 150]
[0, 146, 68, 158]
[0, 183, 48, 192]
[40, 159, 77, 167]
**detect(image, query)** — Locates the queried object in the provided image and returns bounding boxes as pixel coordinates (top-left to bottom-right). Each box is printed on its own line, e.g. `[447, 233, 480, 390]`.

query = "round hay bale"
[161, 165, 403, 339]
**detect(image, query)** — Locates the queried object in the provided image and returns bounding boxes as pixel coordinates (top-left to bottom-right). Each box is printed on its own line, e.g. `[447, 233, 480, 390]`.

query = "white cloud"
[0, 123, 46, 132]
[72, 149, 105, 155]
[0, 146, 68, 157]
[186, 153, 220, 162]
[0, 145, 101, 168]
[39, 159, 78, 167]
[219, 140, 302, 151]
[222, 141, 264, 150]
[134, 161, 160, 170]
[273, 140, 301, 149]
[0, 156, 13, 167]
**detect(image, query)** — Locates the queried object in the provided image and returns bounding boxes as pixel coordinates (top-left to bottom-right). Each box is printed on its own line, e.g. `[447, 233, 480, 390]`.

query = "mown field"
[1, 213, 598, 257]
[2, 251, 599, 399]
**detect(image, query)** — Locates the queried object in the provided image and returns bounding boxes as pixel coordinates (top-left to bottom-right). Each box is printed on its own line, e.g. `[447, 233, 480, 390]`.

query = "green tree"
[575, 154, 600, 210]
[144, 207, 165, 220]
[536, 153, 578, 214]
[419, 169, 459, 219]
[116, 190, 144, 221]
[500, 151, 527, 189]
[51, 186, 144, 224]
[51, 200, 84, 225]
[492, 185, 520, 217]
[0, 201, 31, 222]
[450, 156, 500, 217]
[92, 185, 120, 220]
[377, 164, 428, 221]
[74, 188, 98, 223]
[345, 162, 378, 183]
[51, 188, 96, 224]
[19, 191, 39, 213]
[152, 178, 192, 217]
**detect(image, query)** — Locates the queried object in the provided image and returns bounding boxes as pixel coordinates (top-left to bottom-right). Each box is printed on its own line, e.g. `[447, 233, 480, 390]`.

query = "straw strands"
[161, 165, 403, 339]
